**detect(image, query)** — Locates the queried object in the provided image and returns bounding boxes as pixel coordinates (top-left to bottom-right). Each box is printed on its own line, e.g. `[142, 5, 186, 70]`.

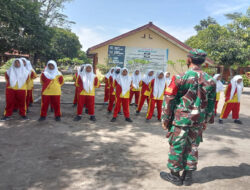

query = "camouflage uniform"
[162, 66, 216, 172]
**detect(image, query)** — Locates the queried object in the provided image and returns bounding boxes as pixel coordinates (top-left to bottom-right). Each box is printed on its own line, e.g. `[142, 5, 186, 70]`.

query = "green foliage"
[63, 74, 74, 82]
[167, 59, 187, 74]
[242, 74, 250, 87]
[97, 63, 115, 75]
[202, 66, 217, 76]
[194, 16, 218, 31]
[0, 59, 14, 75]
[127, 59, 149, 72]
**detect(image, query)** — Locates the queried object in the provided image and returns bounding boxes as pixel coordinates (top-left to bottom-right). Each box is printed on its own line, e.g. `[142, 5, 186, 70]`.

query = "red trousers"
[113, 97, 130, 118]
[26, 90, 33, 108]
[4, 89, 26, 117]
[220, 102, 240, 120]
[40, 95, 61, 117]
[77, 95, 95, 116]
[214, 101, 218, 114]
[73, 87, 79, 104]
[107, 94, 116, 112]
[137, 94, 149, 112]
[146, 99, 163, 120]
[104, 87, 110, 102]
[129, 90, 140, 105]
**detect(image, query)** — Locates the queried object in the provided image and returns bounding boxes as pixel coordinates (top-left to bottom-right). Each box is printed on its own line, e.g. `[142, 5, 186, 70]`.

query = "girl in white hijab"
[111, 68, 133, 123]
[74, 64, 100, 122]
[146, 71, 166, 121]
[39, 60, 64, 122]
[213, 74, 224, 115]
[219, 75, 244, 125]
[130, 69, 142, 106]
[165, 72, 171, 87]
[136, 69, 154, 114]
[73, 65, 85, 107]
[1, 59, 29, 121]
[104, 67, 115, 103]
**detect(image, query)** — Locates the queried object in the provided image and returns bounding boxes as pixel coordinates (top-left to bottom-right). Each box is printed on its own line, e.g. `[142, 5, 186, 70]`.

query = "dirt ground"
[0, 81, 249, 190]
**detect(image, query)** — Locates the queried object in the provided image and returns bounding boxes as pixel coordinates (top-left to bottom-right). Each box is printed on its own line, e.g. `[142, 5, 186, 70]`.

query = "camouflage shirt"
[162, 66, 216, 128]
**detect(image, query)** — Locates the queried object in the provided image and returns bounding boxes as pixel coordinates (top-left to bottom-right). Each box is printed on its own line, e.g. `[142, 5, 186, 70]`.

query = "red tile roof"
[87, 22, 214, 64]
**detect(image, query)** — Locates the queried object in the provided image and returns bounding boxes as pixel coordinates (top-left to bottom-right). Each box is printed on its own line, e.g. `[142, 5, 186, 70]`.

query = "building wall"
[88, 28, 189, 75]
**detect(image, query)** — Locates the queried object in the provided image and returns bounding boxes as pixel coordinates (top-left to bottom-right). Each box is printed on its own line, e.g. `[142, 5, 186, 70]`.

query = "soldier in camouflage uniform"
[160, 49, 216, 186]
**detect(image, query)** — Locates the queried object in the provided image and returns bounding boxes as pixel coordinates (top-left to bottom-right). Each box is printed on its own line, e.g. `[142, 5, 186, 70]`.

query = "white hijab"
[153, 71, 166, 98]
[21, 58, 34, 75]
[105, 67, 115, 79]
[142, 69, 154, 85]
[44, 60, 61, 79]
[230, 75, 244, 101]
[213, 74, 224, 93]
[116, 68, 132, 96]
[113, 66, 121, 81]
[80, 64, 96, 93]
[132, 69, 141, 89]
[77, 65, 85, 76]
[165, 72, 171, 86]
[7, 58, 29, 88]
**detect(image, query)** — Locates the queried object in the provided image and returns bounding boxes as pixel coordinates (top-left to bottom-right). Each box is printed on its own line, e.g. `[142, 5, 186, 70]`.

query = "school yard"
[0, 81, 250, 190]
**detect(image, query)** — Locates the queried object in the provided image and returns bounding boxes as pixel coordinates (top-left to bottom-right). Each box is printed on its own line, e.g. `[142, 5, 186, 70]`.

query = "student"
[104, 67, 114, 103]
[22, 58, 37, 110]
[107, 67, 121, 113]
[38, 60, 64, 122]
[73, 65, 84, 107]
[146, 71, 166, 122]
[213, 74, 224, 115]
[1, 59, 29, 120]
[165, 72, 171, 87]
[74, 64, 100, 121]
[136, 69, 154, 115]
[219, 75, 244, 124]
[129, 69, 141, 106]
[111, 68, 133, 122]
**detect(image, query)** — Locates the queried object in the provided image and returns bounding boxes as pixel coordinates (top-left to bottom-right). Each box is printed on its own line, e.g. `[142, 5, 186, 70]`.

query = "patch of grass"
[63, 74, 74, 82]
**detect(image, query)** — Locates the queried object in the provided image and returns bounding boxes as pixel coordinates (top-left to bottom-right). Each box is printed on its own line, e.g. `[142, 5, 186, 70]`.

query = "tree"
[194, 16, 218, 32]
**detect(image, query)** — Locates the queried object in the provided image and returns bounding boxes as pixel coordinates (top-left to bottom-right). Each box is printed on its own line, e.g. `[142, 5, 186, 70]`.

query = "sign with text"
[108, 45, 125, 68]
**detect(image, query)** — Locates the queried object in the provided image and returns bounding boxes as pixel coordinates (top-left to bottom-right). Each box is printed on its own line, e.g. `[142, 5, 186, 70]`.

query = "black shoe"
[72, 104, 77, 107]
[38, 116, 46, 122]
[1, 116, 10, 121]
[21, 116, 29, 120]
[234, 120, 243, 124]
[158, 119, 161, 122]
[74, 115, 82, 121]
[118, 112, 123, 115]
[182, 170, 192, 186]
[26, 109, 30, 113]
[55, 116, 61, 122]
[136, 111, 140, 116]
[135, 104, 138, 107]
[218, 119, 223, 124]
[90, 116, 96, 122]
[125, 118, 133, 122]
[110, 117, 116, 122]
[160, 171, 182, 186]
[13, 109, 18, 112]
[107, 111, 112, 114]
[85, 109, 88, 114]
[29, 103, 33, 107]
[130, 103, 133, 106]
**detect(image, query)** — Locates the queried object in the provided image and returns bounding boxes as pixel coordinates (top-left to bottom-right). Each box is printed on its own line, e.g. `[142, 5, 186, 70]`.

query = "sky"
[64, 0, 249, 50]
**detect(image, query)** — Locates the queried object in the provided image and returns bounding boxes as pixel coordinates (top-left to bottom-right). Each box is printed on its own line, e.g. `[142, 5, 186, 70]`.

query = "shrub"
[0, 59, 14, 75]
[242, 74, 250, 87]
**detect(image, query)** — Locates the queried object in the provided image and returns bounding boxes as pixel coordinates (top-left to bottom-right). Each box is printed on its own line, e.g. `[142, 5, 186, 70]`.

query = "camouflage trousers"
[167, 125, 203, 172]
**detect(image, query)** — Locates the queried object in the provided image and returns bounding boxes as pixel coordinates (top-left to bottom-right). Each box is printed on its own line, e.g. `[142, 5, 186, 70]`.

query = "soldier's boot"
[160, 171, 182, 186]
[182, 170, 193, 186]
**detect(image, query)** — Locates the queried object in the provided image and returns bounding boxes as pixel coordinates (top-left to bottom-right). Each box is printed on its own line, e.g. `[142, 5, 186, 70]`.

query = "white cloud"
[72, 26, 111, 51]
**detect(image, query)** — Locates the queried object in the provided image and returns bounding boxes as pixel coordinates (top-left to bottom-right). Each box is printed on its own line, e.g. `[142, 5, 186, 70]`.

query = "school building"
[87, 22, 214, 75]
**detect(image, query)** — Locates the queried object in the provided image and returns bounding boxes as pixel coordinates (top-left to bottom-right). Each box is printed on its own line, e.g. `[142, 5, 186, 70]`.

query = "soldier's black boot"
[182, 170, 193, 186]
[160, 171, 182, 186]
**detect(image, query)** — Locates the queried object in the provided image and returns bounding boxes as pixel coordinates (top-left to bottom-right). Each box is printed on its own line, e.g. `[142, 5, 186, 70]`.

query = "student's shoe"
[218, 119, 223, 124]
[72, 104, 77, 107]
[145, 118, 150, 123]
[74, 115, 82, 121]
[107, 111, 112, 114]
[21, 116, 29, 120]
[125, 118, 133, 122]
[55, 116, 61, 122]
[136, 111, 140, 116]
[1, 116, 10, 121]
[110, 117, 116, 122]
[13, 109, 18, 112]
[29, 103, 33, 107]
[90, 116, 96, 122]
[182, 170, 192, 186]
[85, 109, 88, 114]
[118, 112, 123, 115]
[135, 104, 138, 107]
[158, 119, 161, 122]
[160, 171, 182, 186]
[234, 119, 243, 124]
[38, 116, 46, 122]
[26, 109, 30, 113]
